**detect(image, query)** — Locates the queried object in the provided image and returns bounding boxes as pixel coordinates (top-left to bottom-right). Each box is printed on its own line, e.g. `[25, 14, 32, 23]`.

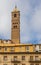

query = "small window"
[0, 47, 1, 50]
[35, 64, 39, 65]
[22, 64, 25, 65]
[6, 40, 8, 42]
[22, 56, 25, 60]
[1, 40, 3, 43]
[13, 23, 18, 24]
[30, 56, 33, 60]
[26, 46, 29, 51]
[4, 47, 7, 51]
[30, 64, 34, 65]
[13, 25, 17, 28]
[3, 64, 7, 65]
[39, 45, 41, 49]
[11, 47, 14, 51]
[35, 56, 38, 61]
[14, 56, 17, 61]
[3, 56, 7, 61]
[14, 14, 16, 17]
[14, 64, 17, 65]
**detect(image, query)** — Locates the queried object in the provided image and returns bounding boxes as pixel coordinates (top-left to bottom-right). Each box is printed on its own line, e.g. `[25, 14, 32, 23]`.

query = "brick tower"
[11, 6, 20, 44]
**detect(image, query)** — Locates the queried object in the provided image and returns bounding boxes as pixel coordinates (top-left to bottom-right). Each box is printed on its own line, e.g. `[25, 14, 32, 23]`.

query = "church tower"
[11, 6, 20, 44]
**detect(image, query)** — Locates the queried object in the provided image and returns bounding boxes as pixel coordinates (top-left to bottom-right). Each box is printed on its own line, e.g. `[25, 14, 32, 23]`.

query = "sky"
[0, 0, 41, 44]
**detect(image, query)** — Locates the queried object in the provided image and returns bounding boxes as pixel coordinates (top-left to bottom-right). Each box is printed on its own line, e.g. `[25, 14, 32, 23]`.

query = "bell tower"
[11, 6, 20, 44]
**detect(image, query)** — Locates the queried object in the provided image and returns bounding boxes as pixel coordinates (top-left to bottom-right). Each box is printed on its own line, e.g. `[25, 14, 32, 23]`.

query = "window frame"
[26, 46, 29, 51]
[14, 14, 17, 17]
[3, 56, 7, 61]
[35, 56, 39, 61]
[22, 56, 25, 60]
[14, 56, 17, 61]
[30, 56, 33, 60]
[4, 47, 7, 51]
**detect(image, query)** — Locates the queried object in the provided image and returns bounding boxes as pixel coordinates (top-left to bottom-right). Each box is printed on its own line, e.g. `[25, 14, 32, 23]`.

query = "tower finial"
[14, 5, 18, 11]
[13, 5, 19, 11]
[15, 5, 17, 9]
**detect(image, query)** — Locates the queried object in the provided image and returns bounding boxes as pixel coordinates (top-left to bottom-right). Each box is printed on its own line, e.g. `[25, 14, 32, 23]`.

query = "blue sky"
[0, 0, 41, 44]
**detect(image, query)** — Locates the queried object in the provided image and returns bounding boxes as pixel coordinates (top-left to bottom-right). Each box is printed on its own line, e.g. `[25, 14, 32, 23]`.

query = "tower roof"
[13, 5, 19, 12]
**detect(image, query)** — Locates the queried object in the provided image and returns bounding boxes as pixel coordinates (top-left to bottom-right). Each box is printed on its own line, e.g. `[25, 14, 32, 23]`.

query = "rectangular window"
[3, 64, 7, 65]
[0, 47, 1, 50]
[26, 46, 29, 52]
[35, 64, 39, 65]
[35, 56, 38, 61]
[4, 47, 7, 51]
[22, 56, 25, 60]
[11, 47, 14, 51]
[14, 64, 17, 65]
[3, 56, 7, 61]
[30, 56, 33, 60]
[14, 56, 17, 61]
[14, 14, 17, 17]
[30, 64, 34, 65]
[39, 45, 41, 49]
[22, 64, 25, 65]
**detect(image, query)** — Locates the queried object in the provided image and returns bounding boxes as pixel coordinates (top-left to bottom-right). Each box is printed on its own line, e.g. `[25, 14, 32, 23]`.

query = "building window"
[11, 47, 14, 51]
[3, 56, 7, 61]
[22, 64, 25, 65]
[0, 47, 1, 50]
[4, 47, 7, 51]
[13, 25, 17, 28]
[30, 64, 34, 65]
[22, 56, 25, 60]
[14, 64, 17, 65]
[3, 64, 7, 65]
[30, 56, 33, 60]
[13, 23, 18, 24]
[35, 64, 39, 65]
[14, 56, 17, 61]
[14, 14, 16, 17]
[26, 46, 29, 50]
[39, 45, 41, 49]
[35, 56, 38, 61]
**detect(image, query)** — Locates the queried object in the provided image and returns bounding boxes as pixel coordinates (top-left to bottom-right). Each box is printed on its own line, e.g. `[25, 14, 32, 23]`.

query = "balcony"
[29, 59, 41, 63]
[11, 60, 21, 63]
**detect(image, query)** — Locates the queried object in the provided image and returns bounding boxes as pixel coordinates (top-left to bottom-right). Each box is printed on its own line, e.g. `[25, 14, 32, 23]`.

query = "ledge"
[0, 52, 41, 54]
[11, 60, 21, 63]
[29, 60, 41, 63]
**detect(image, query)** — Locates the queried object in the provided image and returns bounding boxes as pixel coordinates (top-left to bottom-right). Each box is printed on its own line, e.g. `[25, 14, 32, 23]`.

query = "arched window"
[14, 14, 16, 17]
